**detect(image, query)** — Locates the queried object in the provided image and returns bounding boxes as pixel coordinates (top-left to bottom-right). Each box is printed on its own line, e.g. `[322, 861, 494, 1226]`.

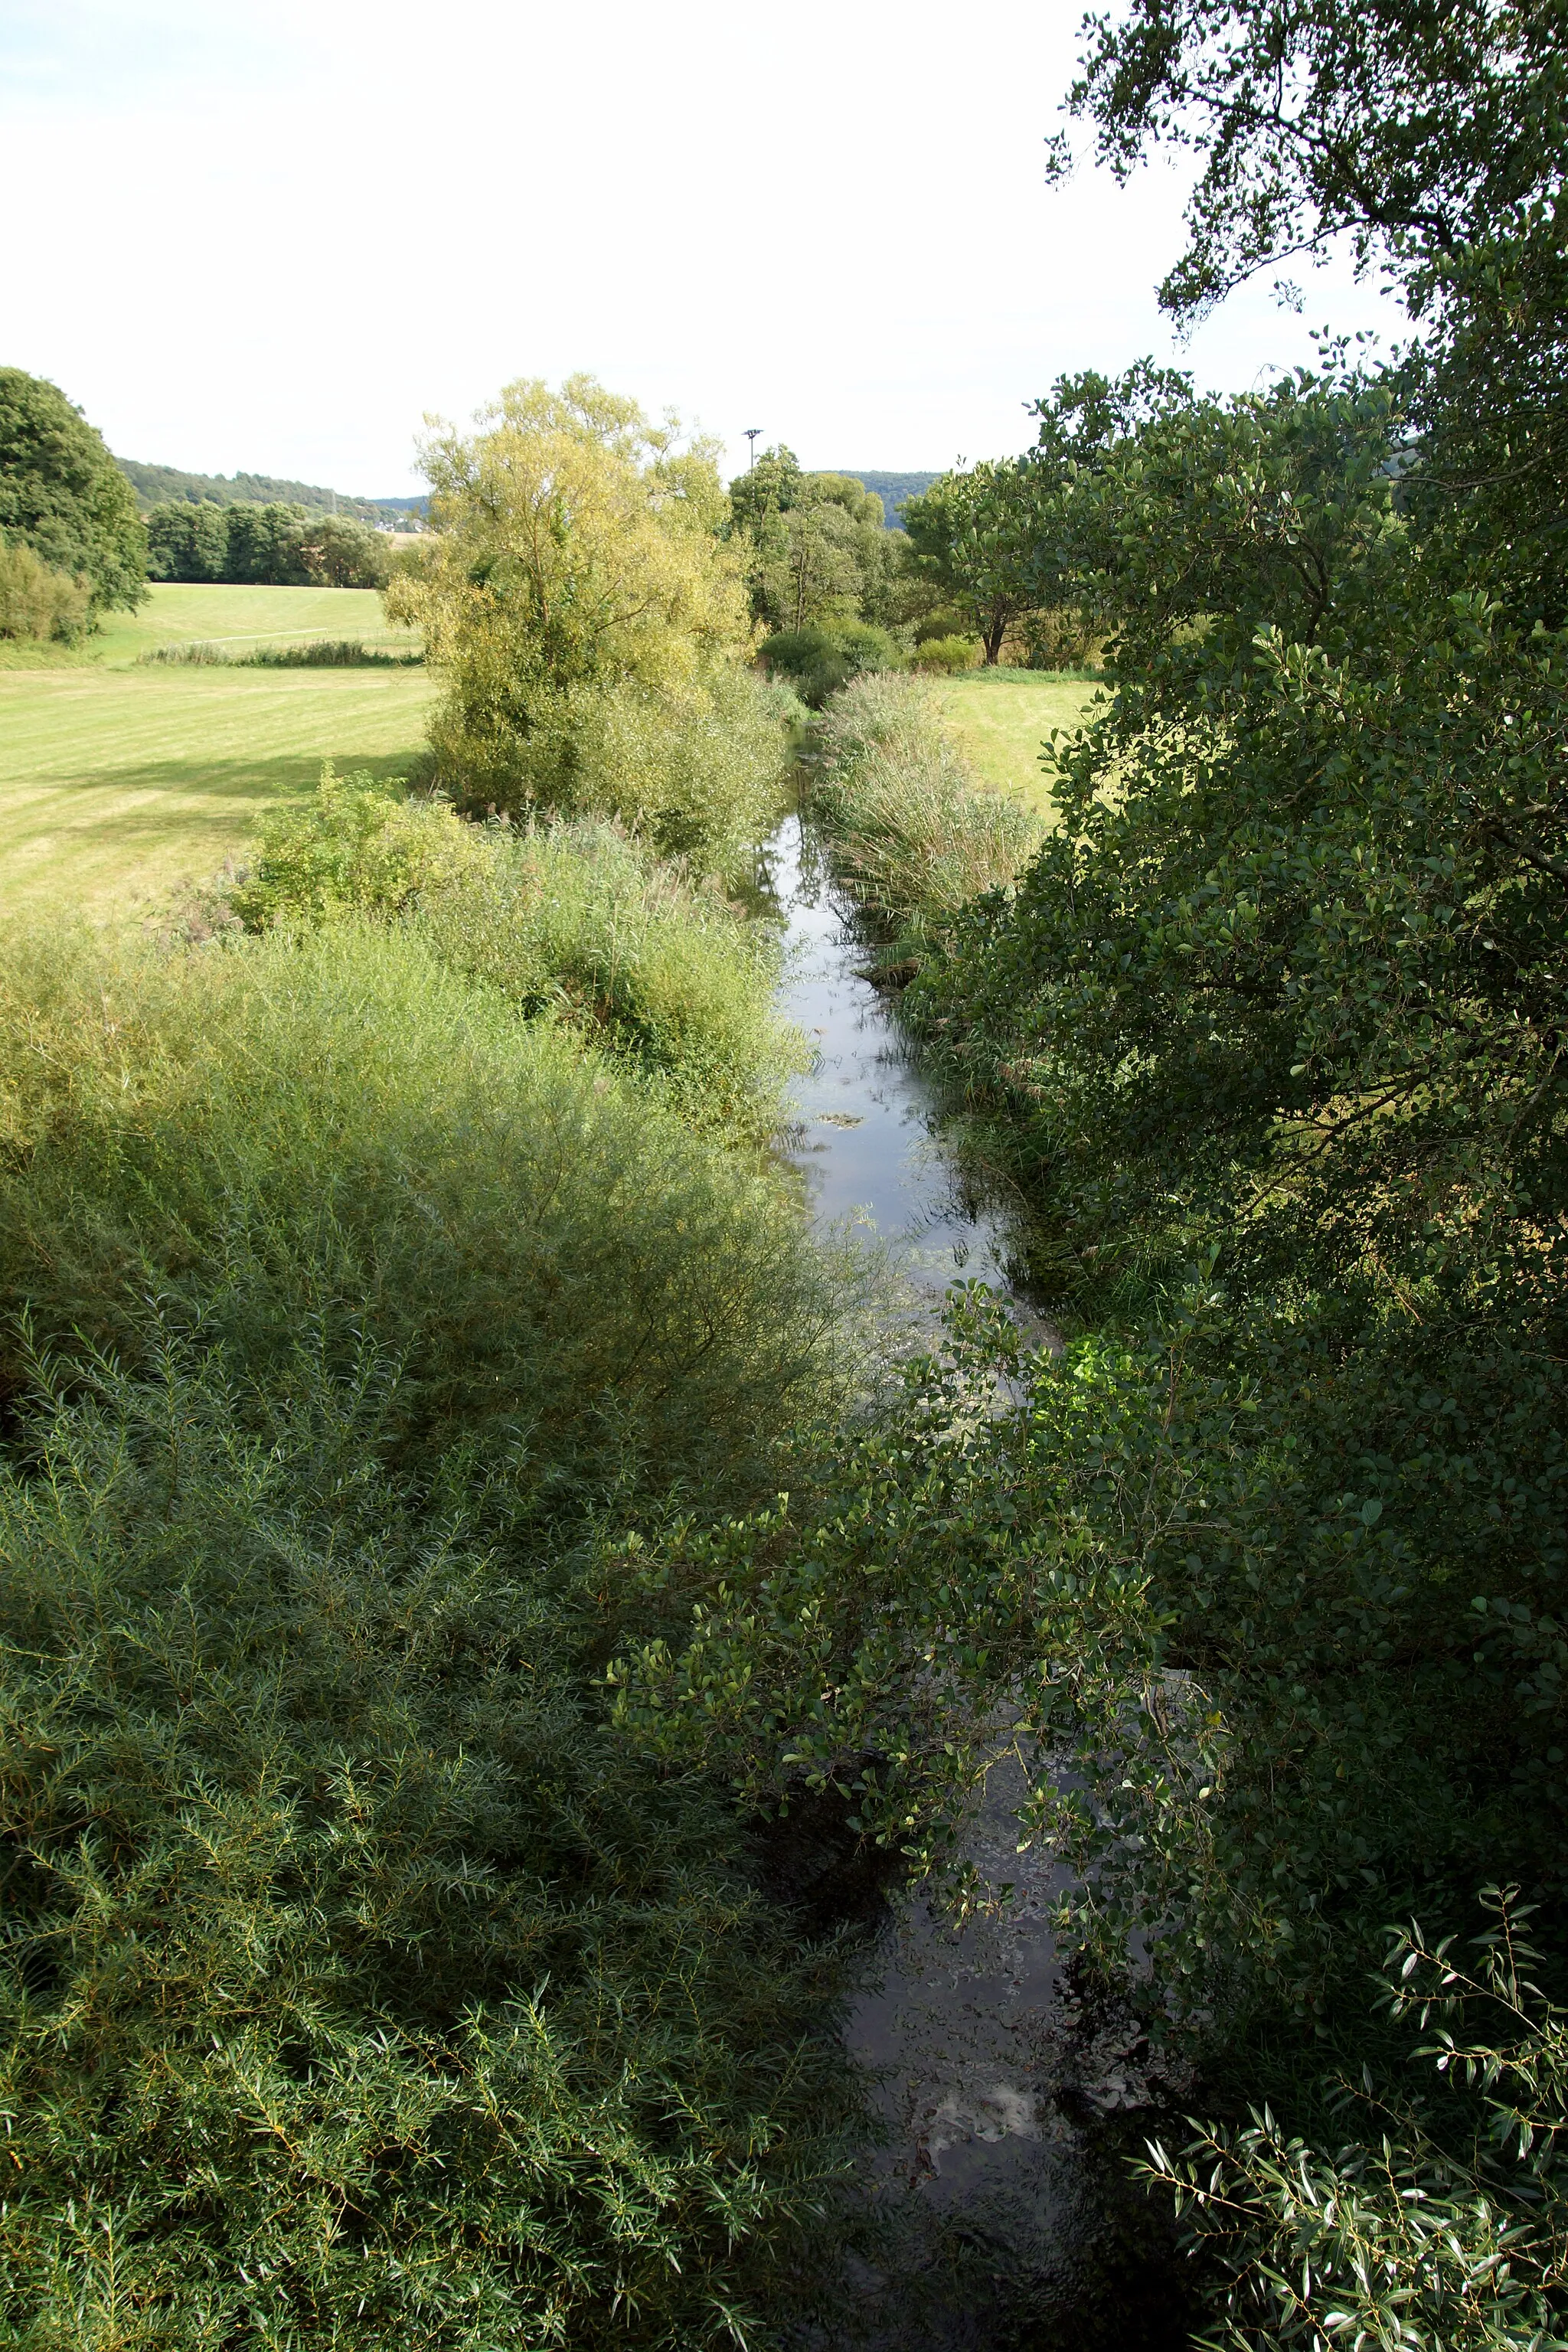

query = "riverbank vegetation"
[808, 672, 1044, 953]
[9, 0, 1566, 2311]
[0, 877, 873, 2350]
[234, 766, 805, 1143]
[611, 3, 1568, 2340]
[0, 368, 910, 2344]
[1, 368, 148, 635]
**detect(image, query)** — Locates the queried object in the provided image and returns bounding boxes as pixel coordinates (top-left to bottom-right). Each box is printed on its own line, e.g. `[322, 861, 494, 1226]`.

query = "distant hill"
[116, 459, 424, 530]
[835, 470, 942, 530]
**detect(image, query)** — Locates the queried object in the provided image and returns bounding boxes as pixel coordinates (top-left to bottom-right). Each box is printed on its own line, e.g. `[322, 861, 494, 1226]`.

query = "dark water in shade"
[761, 816, 1184, 2347]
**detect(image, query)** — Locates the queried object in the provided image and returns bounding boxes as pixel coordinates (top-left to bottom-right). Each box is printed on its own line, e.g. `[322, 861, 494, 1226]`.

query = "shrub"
[0, 921, 860, 1498]
[227, 766, 492, 926]
[809, 672, 1043, 943]
[0, 533, 91, 642]
[759, 621, 902, 708]
[142, 639, 420, 668]
[912, 609, 974, 645]
[243, 636, 417, 666]
[444, 664, 792, 878]
[136, 637, 230, 664]
[910, 634, 982, 673]
[0, 1334, 864, 2348]
[231, 770, 803, 1142]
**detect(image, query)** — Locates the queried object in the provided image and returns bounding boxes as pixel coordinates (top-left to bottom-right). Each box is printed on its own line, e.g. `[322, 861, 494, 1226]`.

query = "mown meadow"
[0, 582, 430, 916]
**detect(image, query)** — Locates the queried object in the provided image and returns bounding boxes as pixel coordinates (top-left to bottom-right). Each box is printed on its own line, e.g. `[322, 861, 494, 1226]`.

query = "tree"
[388, 377, 779, 871]
[224, 501, 312, 585]
[145, 502, 390, 589]
[0, 368, 146, 612]
[728, 450, 904, 635]
[903, 365, 1192, 665]
[145, 499, 235, 583]
[299, 512, 390, 589]
[905, 462, 1047, 665]
[1049, 0, 1568, 626]
[1050, 0, 1568, 324]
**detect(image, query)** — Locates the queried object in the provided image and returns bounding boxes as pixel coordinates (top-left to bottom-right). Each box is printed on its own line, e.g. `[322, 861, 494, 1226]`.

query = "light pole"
[744, 428, 762, 469]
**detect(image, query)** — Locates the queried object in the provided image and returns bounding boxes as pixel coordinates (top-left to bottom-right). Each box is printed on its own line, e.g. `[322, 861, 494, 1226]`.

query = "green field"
[1, 591, 1094, 918]
[0, 585, 433, 917]
[935, 672, 1099, 813]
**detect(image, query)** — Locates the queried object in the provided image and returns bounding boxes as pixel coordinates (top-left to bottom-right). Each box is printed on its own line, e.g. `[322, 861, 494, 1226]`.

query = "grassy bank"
[235, 769, 806, 1145]
[0, 908, 873, 2346]
[0, 663, 435, 915]
[933, 671, 1096, 811]
[805, 671, 1083, 956]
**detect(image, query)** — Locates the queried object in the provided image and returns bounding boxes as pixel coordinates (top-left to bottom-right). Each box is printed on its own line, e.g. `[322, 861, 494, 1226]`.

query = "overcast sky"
[2, 0, 1407, 496]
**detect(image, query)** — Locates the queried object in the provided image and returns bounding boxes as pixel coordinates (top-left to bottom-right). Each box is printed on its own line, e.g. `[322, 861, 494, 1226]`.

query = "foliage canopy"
[0, 368, 147, 616]
[389, 377, 782, 872]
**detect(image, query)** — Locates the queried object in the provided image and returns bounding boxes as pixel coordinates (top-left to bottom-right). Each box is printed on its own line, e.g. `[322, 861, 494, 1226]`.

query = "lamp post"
[744, 428, 762, 469]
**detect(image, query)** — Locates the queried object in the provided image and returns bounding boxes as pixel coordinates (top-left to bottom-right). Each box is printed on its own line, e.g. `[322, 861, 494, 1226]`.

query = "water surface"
[762, 814, 1155, 2342]
[763, 812, 1020, 1301]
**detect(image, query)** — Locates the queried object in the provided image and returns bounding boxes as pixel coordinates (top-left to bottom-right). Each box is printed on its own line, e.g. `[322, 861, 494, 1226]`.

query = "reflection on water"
[762, 813, 1020, 1301]
[761, 815, 1177, 2344]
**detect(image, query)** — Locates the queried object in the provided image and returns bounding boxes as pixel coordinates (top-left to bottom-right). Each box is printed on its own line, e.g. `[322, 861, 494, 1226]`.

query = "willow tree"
[390, 376, 782, 873]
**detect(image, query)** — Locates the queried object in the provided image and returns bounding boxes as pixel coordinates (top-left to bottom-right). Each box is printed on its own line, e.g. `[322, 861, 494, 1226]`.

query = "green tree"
[1051, 0, 1568, 324]
[388, 377, 779, 871]
[224, 500, 312, 584]
[1050, 0, 1568, 627]
[145, 498, 234, 583]
[904, 366, 1190, 665]
[0, 368, 146, 612]
[902, 461, 1040, 664]
[299, 511, 391, 589]
[729, 450, 904, 635]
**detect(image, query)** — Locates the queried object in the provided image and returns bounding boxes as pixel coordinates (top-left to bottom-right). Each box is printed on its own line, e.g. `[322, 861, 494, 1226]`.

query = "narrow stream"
[763, 811, 1021, 1300]
[761, 814, 1179, 2347]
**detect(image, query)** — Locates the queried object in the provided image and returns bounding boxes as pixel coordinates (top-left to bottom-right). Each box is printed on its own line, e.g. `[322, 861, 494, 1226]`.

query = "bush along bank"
[0, 354, 903, 2323]
[803, 671, 1044, 965]
[229, 765, 807, 1148]
[0, 374, 900, 2350]
[623, 357, 1568, 2342]
[0, 1331, 871, 2350]
[0, 883, 886, 2346]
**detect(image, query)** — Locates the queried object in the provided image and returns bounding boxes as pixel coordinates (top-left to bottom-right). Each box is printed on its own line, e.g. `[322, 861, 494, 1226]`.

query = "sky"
[1, 0, 1408, 497]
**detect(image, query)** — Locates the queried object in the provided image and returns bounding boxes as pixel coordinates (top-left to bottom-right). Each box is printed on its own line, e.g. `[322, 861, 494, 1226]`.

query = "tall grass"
[0, 921, 861, 1498]
[0, 1333, 867, 2349]
[808, 673, 1044, 952]
[417, 818, 805, 1144]
[142, 636, 420, 667]
[230, 769, 804, 1144]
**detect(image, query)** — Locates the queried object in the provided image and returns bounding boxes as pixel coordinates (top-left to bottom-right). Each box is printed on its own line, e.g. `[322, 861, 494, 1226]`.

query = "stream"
[762, 814, 1186, 2347]
[764, 811, 1021, 1302]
